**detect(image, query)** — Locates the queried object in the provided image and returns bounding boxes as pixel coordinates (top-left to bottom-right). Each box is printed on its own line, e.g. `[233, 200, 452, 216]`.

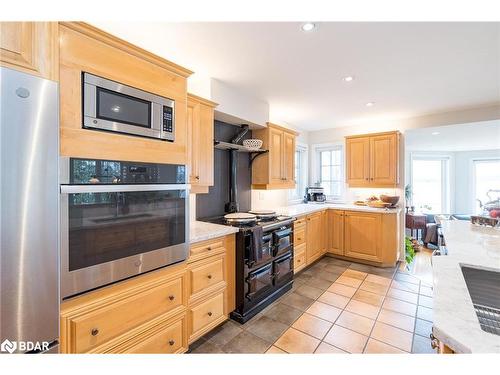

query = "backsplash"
[195, 120, 253, 219]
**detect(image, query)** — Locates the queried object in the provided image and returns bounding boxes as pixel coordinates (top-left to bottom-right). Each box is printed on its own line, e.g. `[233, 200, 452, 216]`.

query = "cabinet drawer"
[293, 250, 306, 273]
[189, 255, 225, 298]
[294, 226, 306, 246]
[189, 238, 225, 263]
[190, 292, 225, 339]
[126, 316, 186, 354]
[71, 276, 184, 353]
[294, 217, 306, 228]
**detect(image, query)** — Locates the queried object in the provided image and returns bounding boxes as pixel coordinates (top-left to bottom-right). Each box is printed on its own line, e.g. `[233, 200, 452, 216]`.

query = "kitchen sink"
[461, 265, 500, 336]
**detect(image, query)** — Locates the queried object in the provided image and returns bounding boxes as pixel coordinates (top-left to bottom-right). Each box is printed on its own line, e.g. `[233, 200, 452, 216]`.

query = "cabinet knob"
[168, 295, 175, 301]
[207, 311, 213, 317]
[365, 178, 369, 181]
[91, 328, 99, 336]
[297, 237, 302, 241]
[207, 274, 212, 279]
[195, 176, 200, 180]
[168, 339, 175, 346]
[206, 246, 212, 251]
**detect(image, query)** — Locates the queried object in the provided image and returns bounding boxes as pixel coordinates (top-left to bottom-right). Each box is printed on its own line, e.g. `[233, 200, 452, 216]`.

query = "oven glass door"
[273, 227, 292, 257]
[96, 87, 152, 129]
[245, 263, 273, 301]
[273, 251, 293, 286]
[66, 189, 185, 271]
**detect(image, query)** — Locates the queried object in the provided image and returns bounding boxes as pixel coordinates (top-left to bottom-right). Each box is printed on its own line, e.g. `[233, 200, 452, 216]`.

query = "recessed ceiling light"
[301, 23, 316, 32]
[366, 102, 375, 107]
[343, 76, 354, 82]
[432, 131, 440, 135]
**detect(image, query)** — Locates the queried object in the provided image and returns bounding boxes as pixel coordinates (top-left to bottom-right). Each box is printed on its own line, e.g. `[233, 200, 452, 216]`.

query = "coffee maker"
[304, 186, 326, 204]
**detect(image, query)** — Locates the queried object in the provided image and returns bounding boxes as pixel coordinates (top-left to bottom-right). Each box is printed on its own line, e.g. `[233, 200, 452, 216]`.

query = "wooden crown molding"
[59, 22, 193, 78]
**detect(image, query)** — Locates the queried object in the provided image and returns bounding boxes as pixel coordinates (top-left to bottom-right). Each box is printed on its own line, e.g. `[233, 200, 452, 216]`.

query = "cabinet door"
[197, 104, 215, 186]
[344, 211, 382, 262]
[187, 99, 200, 185]
[269, 128, 284, 185]
[306, 212, 322, 264]
[0, 22, 58, 80]
[283, 131, 296, 187]
[320, 210, 328, 254]
[328, 210, 344, 255]
[346, 136, 370, 186]
[370, 133, 398, 186]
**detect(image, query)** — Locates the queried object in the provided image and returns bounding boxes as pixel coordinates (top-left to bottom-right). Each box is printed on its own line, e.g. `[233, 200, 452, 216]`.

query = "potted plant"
[405, 236, 416, 271]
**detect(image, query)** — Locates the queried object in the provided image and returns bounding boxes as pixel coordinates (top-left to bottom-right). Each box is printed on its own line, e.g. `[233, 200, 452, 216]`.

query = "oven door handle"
[60, 184, 190, 194]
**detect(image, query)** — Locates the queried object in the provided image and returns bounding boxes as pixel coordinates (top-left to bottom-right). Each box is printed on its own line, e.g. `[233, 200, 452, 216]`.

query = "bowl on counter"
[380, 195, 399, 207]
[367, 200, 392, 208]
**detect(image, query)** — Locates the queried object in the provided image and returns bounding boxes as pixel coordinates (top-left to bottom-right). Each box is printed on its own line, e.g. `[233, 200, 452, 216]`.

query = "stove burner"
[223, 212, 257, 225]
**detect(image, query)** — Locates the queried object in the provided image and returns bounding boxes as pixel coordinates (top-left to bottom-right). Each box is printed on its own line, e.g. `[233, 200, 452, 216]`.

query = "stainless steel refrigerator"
[0, 67, 59, 353]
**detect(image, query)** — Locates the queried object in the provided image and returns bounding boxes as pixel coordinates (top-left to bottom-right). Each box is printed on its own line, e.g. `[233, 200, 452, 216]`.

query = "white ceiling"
[93, 22, 500, 131]
[405, 120, 500, 151]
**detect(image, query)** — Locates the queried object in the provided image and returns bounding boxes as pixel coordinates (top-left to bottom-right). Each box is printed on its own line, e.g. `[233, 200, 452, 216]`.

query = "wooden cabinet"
[0, 22, 58, 81]
[328, 210, 345, 255]
[306, 212, 323, 264]
[346, 131, 400, 187]
[320, 210, 328, 254]
[60, 263, 189, 354]
[59, 22, 192, 165]
[344, 211, 383, 263]
[187, 93, 218, 194]
[252, 122, 298, 189]
[60, 234, 236, 353]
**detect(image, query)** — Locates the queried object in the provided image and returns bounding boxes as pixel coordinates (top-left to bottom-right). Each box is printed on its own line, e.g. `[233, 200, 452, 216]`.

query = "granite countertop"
[190, 220, 239, 244]
[276, 203, 402, 217]
[432, 220, 500, 353]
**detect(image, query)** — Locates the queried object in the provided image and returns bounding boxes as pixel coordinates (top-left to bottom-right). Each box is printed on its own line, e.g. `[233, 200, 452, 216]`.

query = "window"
[473, 159, 500, 213]
[411, 156, 450, 214]
[288, 144, 308, 202]
[316, 145, 343, 199]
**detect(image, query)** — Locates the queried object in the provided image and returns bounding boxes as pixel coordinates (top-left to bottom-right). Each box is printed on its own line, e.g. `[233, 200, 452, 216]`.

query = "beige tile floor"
[189, 254, 435, 354]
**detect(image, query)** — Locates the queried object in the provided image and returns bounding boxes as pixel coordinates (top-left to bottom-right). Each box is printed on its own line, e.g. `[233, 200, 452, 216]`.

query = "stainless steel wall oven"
[60, 157, 189, 299]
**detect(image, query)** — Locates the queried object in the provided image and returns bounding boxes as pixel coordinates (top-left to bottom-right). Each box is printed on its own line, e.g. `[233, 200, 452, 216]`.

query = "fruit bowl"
[380, 195, 400, 207]
[243, 139, 263, 151]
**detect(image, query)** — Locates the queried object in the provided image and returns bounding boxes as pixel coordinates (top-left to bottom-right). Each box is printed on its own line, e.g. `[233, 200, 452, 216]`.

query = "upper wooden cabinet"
[252, 122, 298, 189]
[187, 93, 218, 194]
[346, 131, 400, 187]
[58, 22, 192, 165]
[0, 22, 58, 81]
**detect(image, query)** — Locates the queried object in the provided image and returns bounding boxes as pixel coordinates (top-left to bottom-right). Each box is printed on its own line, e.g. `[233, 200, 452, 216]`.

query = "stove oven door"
[272, 226, 293, 257]
[273, 251, 293, 287]
[245, 263, 274, 301]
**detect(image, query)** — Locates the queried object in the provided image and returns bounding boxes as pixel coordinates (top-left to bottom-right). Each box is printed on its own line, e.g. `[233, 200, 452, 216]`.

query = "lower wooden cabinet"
[60, 234, 236, 354]
[344, 211, 383, 262]
[328, 210, 345, 255]
[188, 292, 226, 343]
[293, 209, 399, 271]
[306, 212, 323, 264]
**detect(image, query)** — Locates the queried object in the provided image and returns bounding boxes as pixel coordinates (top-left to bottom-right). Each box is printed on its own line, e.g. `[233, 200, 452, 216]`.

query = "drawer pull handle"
[207, 311, 213, 317]
[91, 328, 99, 336]
[168, 295, 175, 301]
[297, 237, 302, 241]
[195, 176, 200, 180]
[207, 246, 212, 251]
[168, 339, 175, 346]
[207, 274, 212, 279]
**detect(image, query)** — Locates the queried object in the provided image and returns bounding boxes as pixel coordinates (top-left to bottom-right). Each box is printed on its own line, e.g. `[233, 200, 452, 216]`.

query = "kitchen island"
[433, 220, 500, 353]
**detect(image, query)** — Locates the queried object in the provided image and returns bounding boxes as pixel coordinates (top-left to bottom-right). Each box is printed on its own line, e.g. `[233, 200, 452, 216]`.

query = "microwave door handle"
[60, 184, 190, 194]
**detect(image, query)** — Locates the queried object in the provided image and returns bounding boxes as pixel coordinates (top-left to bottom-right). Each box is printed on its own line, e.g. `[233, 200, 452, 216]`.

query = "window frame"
[409, 152, 452, 214]
[288, 142, 308, 204]
[311, 142, 345, 201]
[471, 157, 500, 214]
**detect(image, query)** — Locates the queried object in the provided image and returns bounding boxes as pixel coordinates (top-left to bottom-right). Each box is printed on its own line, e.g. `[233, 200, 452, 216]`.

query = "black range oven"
[59, 157, 189, 299]
[232, 218, 295, 323]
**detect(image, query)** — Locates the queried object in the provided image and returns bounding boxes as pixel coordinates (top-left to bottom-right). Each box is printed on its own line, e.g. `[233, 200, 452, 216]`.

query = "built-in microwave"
[59, 157, 189, 299]
[82, 72, 175, 141]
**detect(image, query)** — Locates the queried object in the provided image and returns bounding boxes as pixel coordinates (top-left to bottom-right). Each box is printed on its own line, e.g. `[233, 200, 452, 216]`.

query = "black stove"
[201, 213, 296, 323]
